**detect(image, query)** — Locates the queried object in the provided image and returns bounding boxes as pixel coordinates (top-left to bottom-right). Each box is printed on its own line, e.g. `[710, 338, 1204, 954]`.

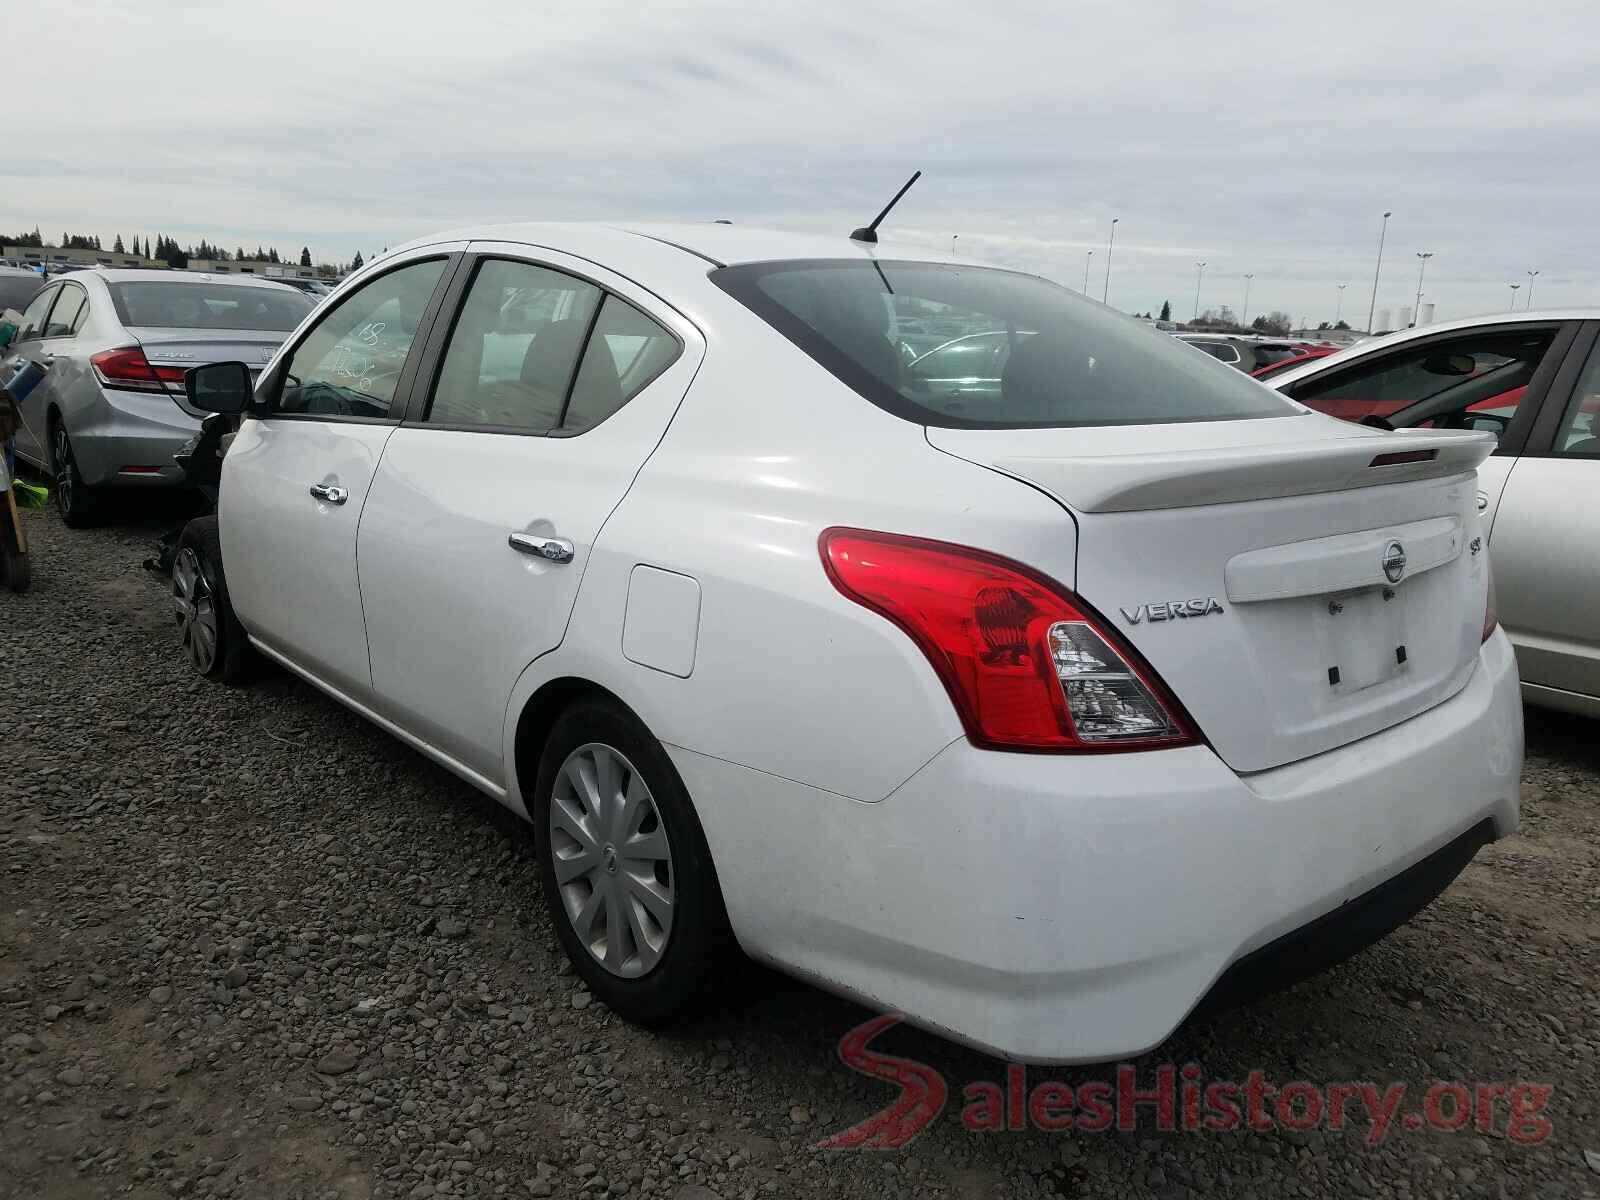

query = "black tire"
[173, 516, 256, 683]
[533, 697, 733, 1026]
[50, 417, 100, 529]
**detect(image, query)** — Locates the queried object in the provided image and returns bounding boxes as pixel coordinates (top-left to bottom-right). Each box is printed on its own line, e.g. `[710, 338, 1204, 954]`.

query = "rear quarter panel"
[503, 291, 1083, 808]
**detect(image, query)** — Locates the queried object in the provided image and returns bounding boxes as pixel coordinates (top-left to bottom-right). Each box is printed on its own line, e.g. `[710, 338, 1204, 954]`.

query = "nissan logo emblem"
[1382, 540, 1407, 584]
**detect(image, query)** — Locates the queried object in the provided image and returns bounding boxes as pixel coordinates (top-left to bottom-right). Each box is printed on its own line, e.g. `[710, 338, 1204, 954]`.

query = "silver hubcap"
[549, 743, 674, 978]
[172, 547, 219, 673]
[53, 427, 72, 514]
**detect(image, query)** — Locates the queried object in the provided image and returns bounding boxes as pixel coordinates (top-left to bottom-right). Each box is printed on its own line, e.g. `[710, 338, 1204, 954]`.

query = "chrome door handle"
[309, 483, 348, 505]
[508, 531, 575, 563]
[1476, 492, 1489, 511]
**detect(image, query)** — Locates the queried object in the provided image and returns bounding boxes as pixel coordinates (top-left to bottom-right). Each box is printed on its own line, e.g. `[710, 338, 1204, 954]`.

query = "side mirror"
[1421, 352, 1476, 377]
[186, 361, 252, 414]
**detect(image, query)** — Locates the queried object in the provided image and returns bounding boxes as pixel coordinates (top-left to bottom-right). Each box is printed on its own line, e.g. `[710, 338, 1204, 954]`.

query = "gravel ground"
[3, 499, 1599, 1200]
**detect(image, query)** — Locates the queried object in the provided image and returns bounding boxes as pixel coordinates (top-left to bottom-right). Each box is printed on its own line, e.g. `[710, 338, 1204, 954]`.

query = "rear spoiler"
[991, 428, 1496, 513]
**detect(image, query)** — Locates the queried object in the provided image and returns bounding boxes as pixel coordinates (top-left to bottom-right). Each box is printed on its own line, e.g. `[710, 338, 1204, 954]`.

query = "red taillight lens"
[90, 346, 184, 393]
[820, 528, 1198, 752]
[1481, 568, 1498, 643]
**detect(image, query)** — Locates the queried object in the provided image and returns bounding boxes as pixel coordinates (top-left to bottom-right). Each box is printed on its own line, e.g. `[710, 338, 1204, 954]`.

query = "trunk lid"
[929, 418, 1496, 773]
[128, 327, 285, 416]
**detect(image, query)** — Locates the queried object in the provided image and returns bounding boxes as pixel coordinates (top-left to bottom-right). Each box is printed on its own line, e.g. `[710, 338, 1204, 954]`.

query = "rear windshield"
[713, 260, 1298, 428]
[0, 273, 43, 313]
[109, 282, 312, 332]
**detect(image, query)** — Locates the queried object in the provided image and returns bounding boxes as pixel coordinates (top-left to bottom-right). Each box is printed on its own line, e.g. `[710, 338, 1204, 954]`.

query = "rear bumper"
[672, 629, 1523, 1063]
[69, 387, 197, 487]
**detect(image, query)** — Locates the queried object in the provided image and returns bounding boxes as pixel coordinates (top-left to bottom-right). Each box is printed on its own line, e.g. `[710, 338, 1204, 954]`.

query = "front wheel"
[173, 516, 255, 682]
[533, 697, 733, 1025]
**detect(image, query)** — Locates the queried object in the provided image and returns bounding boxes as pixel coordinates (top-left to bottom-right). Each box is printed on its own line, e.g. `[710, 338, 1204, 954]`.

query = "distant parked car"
[1175, 333, 1252, 369]
[7, 270, 312, 525]
[0, 266, 45, 314]
[1267, 310, 1600, 717]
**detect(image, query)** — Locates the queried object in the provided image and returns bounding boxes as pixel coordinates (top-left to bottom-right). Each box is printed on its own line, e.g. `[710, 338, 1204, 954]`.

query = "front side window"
[109, 282, 311, 331]
[715, 260, 1297, 428]
[1289, 328, 1557, 433]
[15, 285, 57, 342]
[43, 285, 86, 337]
[428, 260, 601, 431]
[276, 259, 446, 419]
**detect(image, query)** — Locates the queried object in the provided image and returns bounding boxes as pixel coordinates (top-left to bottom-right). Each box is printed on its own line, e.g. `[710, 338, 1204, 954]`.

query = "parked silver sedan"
[1266, 309, 1600, 717]
[8, 269, 312, 525]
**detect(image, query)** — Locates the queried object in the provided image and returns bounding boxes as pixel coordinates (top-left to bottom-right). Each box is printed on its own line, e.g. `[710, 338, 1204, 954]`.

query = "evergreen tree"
[351, 251, 364, 271]
[113, 235, 126, 254]
[300, 246, 312, 267]
[1159, 300, 1172, 322]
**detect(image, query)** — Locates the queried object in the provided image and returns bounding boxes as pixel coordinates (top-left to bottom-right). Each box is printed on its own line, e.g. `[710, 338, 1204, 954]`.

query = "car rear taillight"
[1482, 569, 1498, 643]
[820, 528, 1198, 752]
[90, 346, 186, 393]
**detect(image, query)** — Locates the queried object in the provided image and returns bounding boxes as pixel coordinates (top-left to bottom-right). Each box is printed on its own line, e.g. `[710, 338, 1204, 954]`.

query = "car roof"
[86, 268, 303, 289]
[1263, 308, 1600, 389]
[390, 221, 989, 270]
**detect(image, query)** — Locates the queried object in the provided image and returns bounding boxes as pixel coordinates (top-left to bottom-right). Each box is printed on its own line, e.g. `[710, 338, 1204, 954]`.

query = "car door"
[1487, 323, 1600, 709]
[7, 283, 61, 463]
[355, 245, 703, 783]
[220, 249, 462, 700]
[1279, 320, 1579, 523]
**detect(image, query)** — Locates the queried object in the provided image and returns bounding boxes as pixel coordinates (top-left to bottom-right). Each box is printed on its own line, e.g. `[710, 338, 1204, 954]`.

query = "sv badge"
[1120, 597, 1225, 625]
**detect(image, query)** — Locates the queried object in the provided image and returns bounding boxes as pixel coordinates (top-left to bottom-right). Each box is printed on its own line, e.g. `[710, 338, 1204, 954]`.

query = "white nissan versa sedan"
[173, 224, 1522, 1063]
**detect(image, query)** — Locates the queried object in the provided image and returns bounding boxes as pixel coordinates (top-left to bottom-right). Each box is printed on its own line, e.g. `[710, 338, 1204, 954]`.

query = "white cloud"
[6, 0, 1597, 323]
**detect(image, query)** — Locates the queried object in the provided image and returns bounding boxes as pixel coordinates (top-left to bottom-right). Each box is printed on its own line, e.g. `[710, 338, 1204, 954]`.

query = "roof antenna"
[850, 170, 921, 244]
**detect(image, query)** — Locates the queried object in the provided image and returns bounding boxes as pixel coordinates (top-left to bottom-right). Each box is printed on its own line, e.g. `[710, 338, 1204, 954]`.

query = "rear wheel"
[173, 516, 255, 682]
[533, 697, 732, 1025]
[51, 419, 100, 529]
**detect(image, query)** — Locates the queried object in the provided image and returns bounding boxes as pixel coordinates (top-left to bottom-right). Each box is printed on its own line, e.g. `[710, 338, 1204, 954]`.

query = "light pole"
[1366, 210, 1392, 333]
[1102, 218, 1119, 304]
[950, 234, 958, 257]
[1412, 252, 1433, 327]
[1526, 269, 1540, 310]
[1193, 261, 1206, 321]
[1335, 282, 1348, 325]
[1508, 283, 1521, 311]
[1241, 274, 1254, 326]
[1082, 249, 1094, 295]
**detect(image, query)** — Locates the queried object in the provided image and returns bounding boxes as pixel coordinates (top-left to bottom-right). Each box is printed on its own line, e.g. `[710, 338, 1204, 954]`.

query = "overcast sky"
[6, 0, 1597, 327]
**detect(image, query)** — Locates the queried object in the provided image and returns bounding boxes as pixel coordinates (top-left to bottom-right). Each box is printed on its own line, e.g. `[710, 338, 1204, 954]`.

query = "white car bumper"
[671, 629, 1523, 1063]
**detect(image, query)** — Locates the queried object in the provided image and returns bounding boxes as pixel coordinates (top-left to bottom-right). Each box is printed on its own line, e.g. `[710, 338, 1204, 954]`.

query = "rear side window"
[428, 259, 602, 431]
[14, 285, 56, 342]
[44, 285, 86, 337]
[109, 282, 312, 331]
[713, 260, 1296, 428]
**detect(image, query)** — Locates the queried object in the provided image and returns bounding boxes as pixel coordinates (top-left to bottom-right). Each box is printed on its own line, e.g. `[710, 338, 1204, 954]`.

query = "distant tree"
[113, 235, 126, 253]
[268, 247, 281, 264]
[1334, 319, 1350, 331]
[1316, 321, 1331, 331]
[1158, 300, 1172, 322]
[237, 246, 248, 262]
[351, 251, 364, 271]
[300, 246, 312, 267]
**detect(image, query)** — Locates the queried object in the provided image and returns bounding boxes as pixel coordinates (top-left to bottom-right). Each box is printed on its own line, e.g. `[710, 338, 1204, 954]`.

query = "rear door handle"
[508, 531, 574, 563]
[309, 483, 348, 505]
